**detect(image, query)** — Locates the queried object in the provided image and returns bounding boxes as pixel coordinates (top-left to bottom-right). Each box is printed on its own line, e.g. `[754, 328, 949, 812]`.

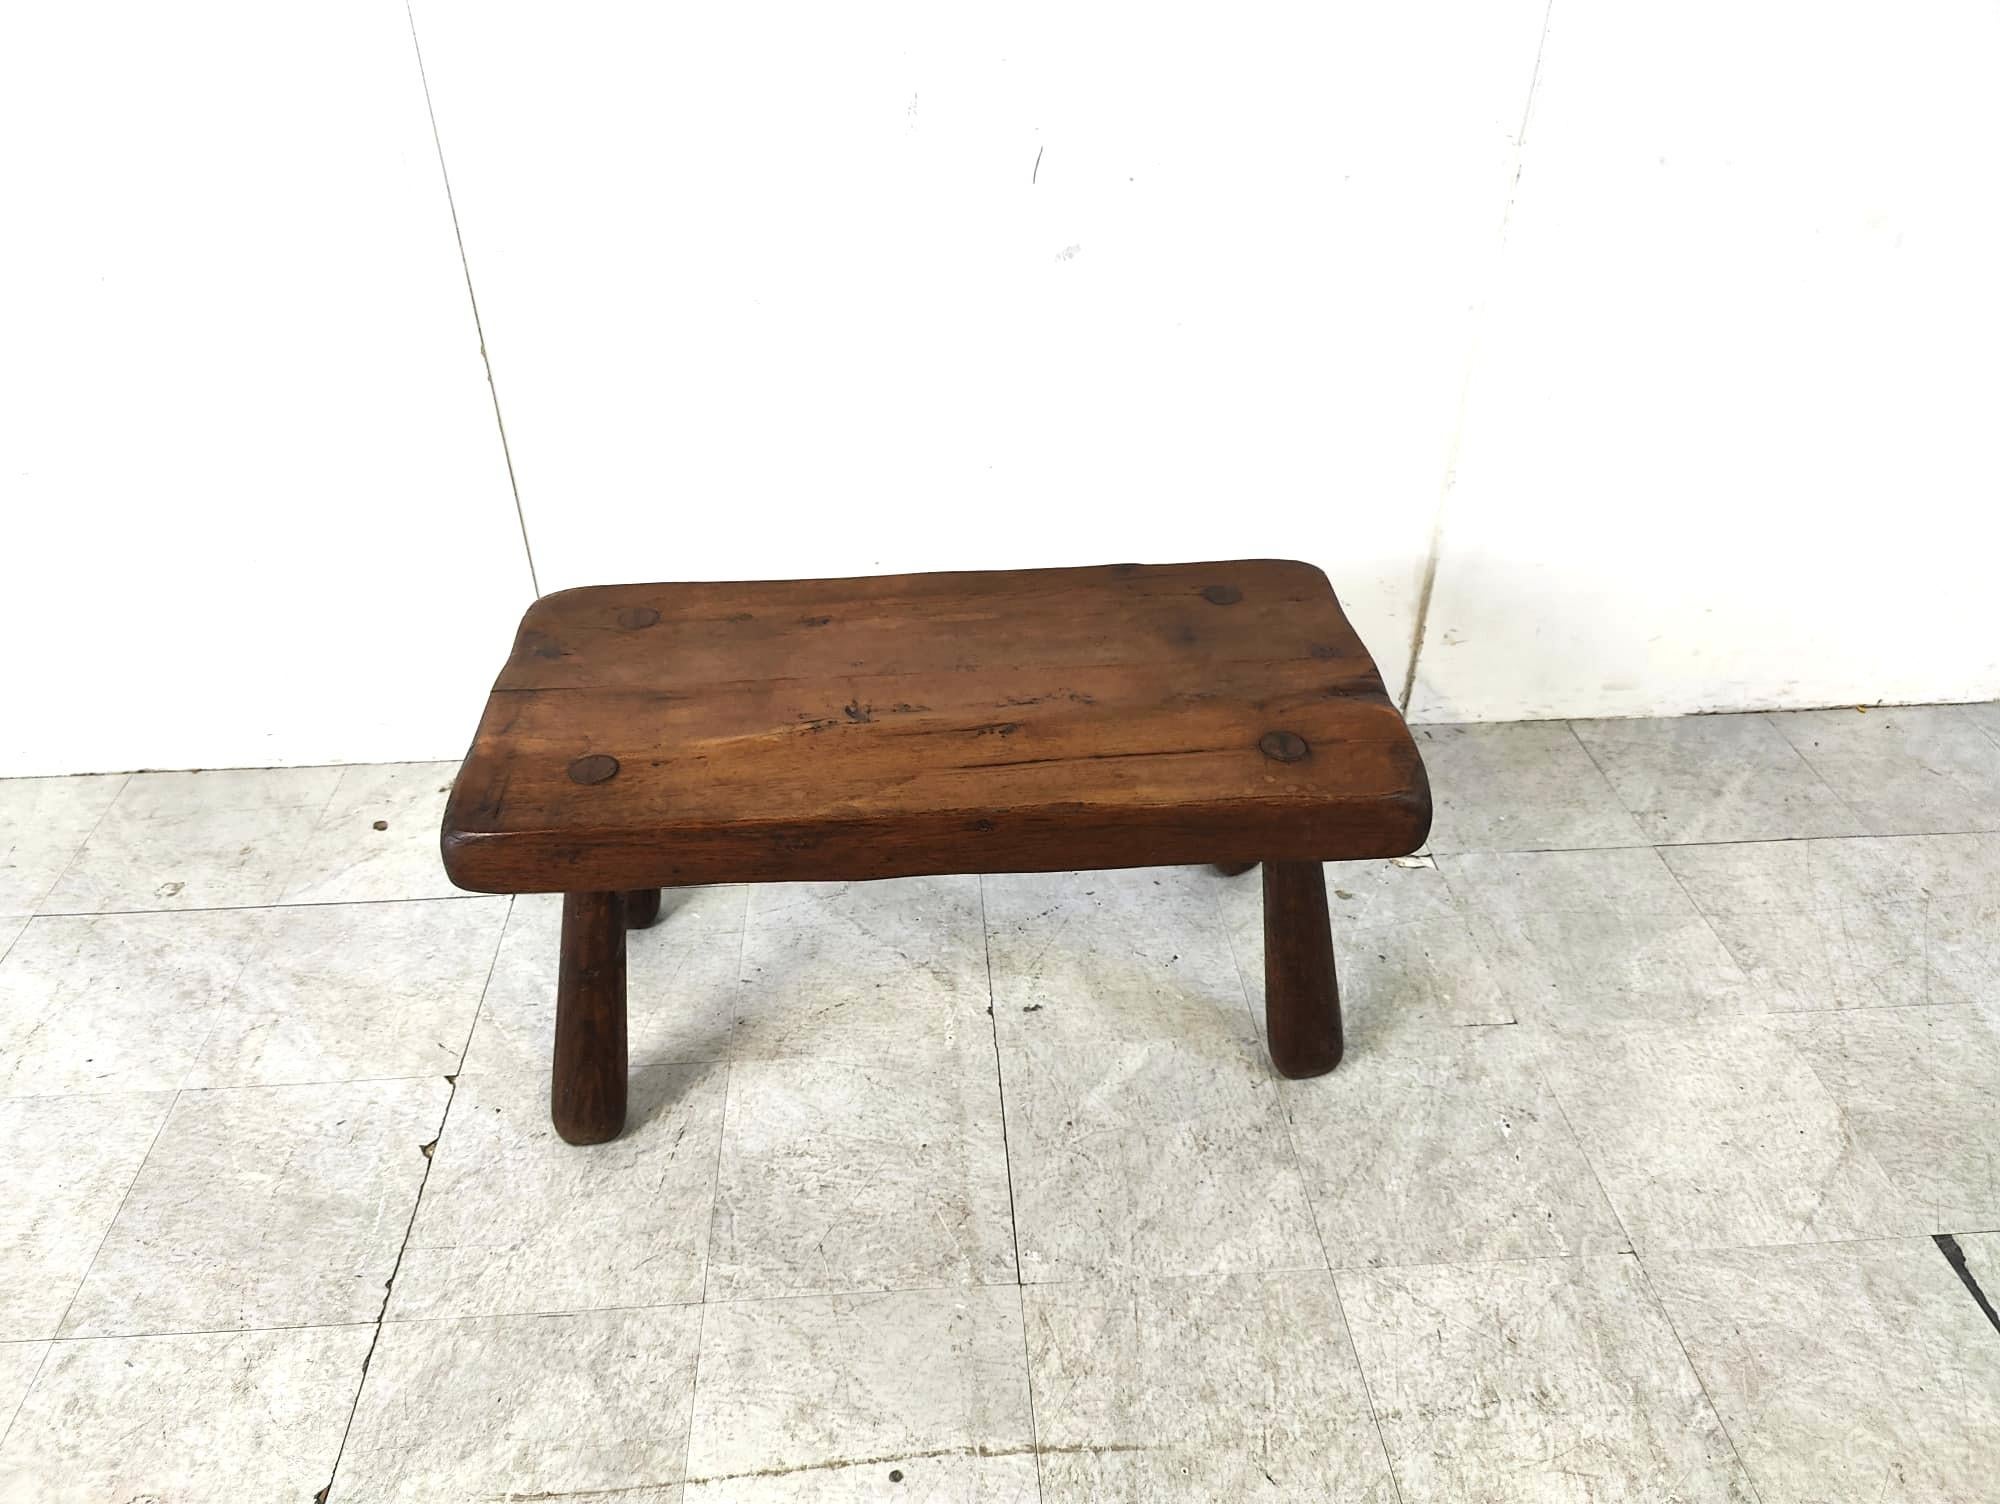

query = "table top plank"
[501, 561, 1370, 691]
[443, 560, 1431, 890]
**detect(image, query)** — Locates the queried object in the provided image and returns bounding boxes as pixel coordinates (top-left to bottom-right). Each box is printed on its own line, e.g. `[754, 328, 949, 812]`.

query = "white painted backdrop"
[4, 1, 1996, 776]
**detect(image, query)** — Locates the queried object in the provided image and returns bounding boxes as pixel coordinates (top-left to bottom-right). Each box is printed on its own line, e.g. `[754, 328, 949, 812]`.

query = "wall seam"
[1400, 0, 1559, 716]
[404, 0, 542, 598]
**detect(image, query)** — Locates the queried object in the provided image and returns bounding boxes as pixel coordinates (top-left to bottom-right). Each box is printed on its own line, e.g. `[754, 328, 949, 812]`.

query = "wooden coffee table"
[441, 560, 1432, 1143]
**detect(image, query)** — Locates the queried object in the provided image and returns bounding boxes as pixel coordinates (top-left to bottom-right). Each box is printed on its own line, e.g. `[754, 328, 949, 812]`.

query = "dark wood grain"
[442, 561, 1431, 892]
[1262, 860, 1342, 1077]
[551, 891, 627, 1144]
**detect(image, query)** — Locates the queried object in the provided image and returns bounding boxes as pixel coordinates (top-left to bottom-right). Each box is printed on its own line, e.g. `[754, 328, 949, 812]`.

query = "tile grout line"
[1521, 880, 1877, 1504]
[402, 0, 541, 598]
[0, 917, 29, 968]
[1968, 707, 2000, 755]
[314, 896, 510, 1504]
[1625, 752, 1925, 1218]
[14, 1318, 383, 1345]
[444, 892, 512, 1072]
[0, 1339, 57, 1456]
[1751, 710, 1877, 834]
[170, 904, 297, 1100]
[6, 702, 1992, 788]
[1776, 703, 2000, 834]
[1561, 711, 1878, 847]
[681, 1085, 732, 1488]
[679, 1296, 715, 1493]
[1529, 1027, 1771, 1504]
[1326, 1274, 1408, 1504]
[33, 890, 500, 922]
[1438, 1230, 1928, 1274]
[31, 772, 132, 917]
[1219, 878, 1406, 1502]
[312, 1104, 447, 1504]
[976, 877, 1027, 1288]
[1515, 1000, 1729, 1504]
[20, 1228, 1989, 1348]
[1014, 1228, 2000, 1287]
[1631, 1256, 1769, 1502]
[1538, 1072, 1636, 1259]
[1563, 719, 1772, 1004]
[268, 765, 358, 906]
[1218, 887, 1340, 1287]
[1012, 1282, 1046, 1504]
[1427, 821, 2000, 858]
[681, 907, 740, 1497]
[1255, 1029, 1408, 1498]
[978, 876, 1045, 1503]
[47, 1086, 181, 1342]
[1519, 1050, 1751, 1497]
[0, 1066, 561, 1107]
[22, 826, 2000, 927]
[1216, 875, 1269, 1043]
[2, 761, 458, 783]
[1763, 998, 1925, 1233]
[1646, 842, 1765, 1004]
[1560, 717, 1647, 843]
[0, 760, 465, 787]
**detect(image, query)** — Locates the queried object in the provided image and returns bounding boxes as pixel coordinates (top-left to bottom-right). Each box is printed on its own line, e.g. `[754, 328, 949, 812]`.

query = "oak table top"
[441, 559, 1431, 893]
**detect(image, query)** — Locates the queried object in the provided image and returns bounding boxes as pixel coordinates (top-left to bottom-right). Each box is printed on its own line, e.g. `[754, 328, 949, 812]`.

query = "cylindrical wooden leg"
[552, 891, 628, 1144]
[1262, 860, 1341, 1078]
[623, 888, 662, 930]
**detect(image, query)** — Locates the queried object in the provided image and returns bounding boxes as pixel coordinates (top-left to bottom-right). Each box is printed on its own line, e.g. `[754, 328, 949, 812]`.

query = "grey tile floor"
[1, 704, 1998, 1502]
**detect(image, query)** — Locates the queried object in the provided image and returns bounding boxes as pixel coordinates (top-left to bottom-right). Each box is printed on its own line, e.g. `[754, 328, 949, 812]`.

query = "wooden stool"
[441, 560, 1431, 1143]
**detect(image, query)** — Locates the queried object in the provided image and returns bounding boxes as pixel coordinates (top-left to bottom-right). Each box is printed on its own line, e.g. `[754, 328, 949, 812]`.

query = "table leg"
[552, 891, 629, 1144]
[1262, 860, 1341, 1077]
[623, 888, 663, 929]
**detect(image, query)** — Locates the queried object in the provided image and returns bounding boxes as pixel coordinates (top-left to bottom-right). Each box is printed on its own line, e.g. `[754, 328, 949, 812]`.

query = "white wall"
[2, 2, 532, 777]
[3, 2, 1996, 777]
[1408, 0, 2000, 721]
[409, 0, 1547, 710]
